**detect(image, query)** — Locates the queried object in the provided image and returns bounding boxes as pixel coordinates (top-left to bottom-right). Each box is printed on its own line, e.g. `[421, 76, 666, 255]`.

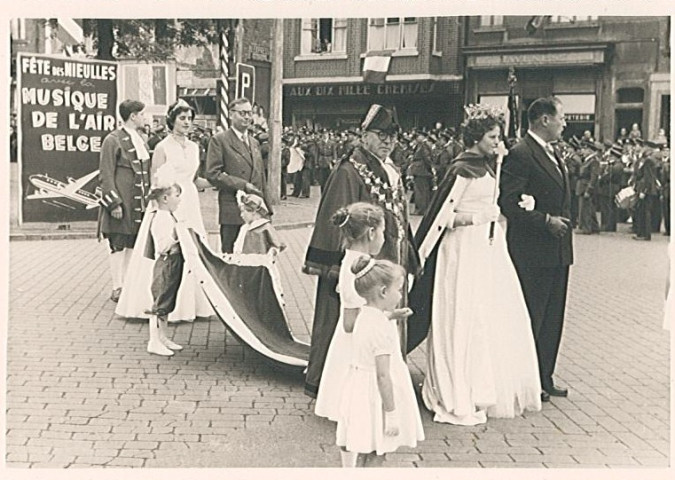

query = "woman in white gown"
[116, 100, 213, 322]
[409, 105, 541, 425]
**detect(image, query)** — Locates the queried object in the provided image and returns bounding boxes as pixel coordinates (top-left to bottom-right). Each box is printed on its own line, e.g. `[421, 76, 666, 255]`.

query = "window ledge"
[294, 53, 348, 62]
[545, 22, 599, 31]
[473, 27, 506, 34]
[360, 49, 419, 58]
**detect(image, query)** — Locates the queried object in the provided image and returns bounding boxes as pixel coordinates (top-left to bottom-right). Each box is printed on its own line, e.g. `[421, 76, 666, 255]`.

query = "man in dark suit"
[206, 98, 271, 253]
[498, 96, 573, 402]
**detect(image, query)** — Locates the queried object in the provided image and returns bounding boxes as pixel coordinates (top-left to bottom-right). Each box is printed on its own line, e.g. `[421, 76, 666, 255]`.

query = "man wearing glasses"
[303, 104, 420, 398]
[206, 97, 271, 253]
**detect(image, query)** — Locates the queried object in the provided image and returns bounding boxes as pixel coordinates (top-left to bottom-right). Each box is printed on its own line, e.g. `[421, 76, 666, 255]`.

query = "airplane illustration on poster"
[26, 170, 101, 210]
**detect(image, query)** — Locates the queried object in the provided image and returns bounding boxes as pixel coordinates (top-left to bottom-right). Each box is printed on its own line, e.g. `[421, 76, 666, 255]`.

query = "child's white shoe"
[158, 315, 183, 350]
[160, 335, 183, 351]
[147, 339, 174, 356]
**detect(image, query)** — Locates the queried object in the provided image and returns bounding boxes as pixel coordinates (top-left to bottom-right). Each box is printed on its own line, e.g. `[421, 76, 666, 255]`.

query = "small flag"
[363, 51, 392, 84]
[525, 16, 552, 35]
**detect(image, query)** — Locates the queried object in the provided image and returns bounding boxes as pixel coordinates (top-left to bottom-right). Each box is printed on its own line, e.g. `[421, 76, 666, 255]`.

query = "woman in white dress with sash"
[116, 100, 213, 322]
[409, 105, 541, 425]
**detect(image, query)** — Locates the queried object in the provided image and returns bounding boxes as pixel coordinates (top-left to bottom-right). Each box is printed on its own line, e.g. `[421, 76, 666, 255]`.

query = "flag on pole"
[363, 51, 393, 84]
[525, 16, 552, 35]
[507, 67, 520, 139]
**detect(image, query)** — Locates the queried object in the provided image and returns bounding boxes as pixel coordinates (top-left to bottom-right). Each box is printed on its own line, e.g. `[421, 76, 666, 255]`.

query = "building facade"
[463, 16, 671, 142]
[282, 17, 465, 130]
[176, 19, 274, 131]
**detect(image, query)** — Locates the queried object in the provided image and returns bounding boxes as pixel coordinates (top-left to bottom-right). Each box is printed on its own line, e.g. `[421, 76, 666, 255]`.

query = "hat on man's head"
[569, 135, 583, 149]
[608, 143, 624, 158]
[645, 139, 665, 149]
[592, 141, 605, 152]
[361, 104, 400, 134]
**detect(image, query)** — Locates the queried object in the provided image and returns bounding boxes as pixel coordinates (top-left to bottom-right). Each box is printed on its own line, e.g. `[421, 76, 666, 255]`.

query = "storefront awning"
[179, 87, 216, 97]
[464, 43, 610, 69]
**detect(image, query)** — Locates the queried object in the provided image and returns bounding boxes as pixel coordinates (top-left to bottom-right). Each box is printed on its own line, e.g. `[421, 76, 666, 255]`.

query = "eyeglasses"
[232, 110, 253, 117]
[369, 130, 395, 142]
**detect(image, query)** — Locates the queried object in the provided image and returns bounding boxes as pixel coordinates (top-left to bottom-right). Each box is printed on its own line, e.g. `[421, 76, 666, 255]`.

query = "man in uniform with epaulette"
[316, 129, 337, 191]
[597, 143, 625, 232]
[576, 141, 602, 234]
[98, 99, 151, 303]
[409, 130, 435, 214]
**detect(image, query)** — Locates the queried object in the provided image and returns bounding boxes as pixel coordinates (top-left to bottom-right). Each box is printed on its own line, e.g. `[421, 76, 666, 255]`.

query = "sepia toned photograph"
[3, 4, 672, 473]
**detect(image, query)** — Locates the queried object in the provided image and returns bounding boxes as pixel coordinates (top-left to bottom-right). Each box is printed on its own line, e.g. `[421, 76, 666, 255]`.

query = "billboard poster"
[18, 53, 118, 223]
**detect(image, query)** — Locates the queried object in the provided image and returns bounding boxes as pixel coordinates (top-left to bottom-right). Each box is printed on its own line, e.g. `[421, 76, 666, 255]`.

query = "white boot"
[147, 315, 174, 356]
[340, 449, 358, 468]
[109, 250, 125, 289]
[158, 316, 183, 351]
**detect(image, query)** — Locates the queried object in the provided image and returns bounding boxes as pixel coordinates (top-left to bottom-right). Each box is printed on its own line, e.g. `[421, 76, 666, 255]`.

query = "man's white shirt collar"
[122, 125, 149, 160]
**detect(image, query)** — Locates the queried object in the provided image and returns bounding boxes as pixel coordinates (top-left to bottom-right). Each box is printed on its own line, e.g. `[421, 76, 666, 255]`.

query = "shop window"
[432, 17, 442, 54]
[617, 87, 644, 104]
[552, 16, 598, 23]
[301, 18, 347, 54]
[479, 16, 504, 27]
[368, 17, 418, 51]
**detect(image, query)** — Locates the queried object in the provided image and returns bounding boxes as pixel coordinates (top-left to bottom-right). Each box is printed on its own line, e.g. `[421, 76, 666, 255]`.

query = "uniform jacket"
[205, 128, 271, 225]
[597, 159, 625, 197]
[408, 143, 434, 177]
[98, 128, 151, 236]
[317, 139, 337, 168]
[634, 154, 661, 196]
[498, 133, 573, 268]
[576, 153, 600, 196]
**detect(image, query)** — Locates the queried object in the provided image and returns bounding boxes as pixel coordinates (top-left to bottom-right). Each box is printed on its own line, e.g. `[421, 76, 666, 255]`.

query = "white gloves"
[471, 205, 501, 226]
[519, 194, 536, 211]
[384, 410, 400, 436]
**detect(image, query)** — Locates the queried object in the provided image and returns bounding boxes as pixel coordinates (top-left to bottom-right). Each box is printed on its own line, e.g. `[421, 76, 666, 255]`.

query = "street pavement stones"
[5, 207, 671, 468]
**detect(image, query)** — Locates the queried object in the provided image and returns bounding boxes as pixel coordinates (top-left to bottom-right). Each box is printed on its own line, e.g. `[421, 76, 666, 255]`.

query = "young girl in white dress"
[336, 257, 424, 467]
[315, 202, 386, 422]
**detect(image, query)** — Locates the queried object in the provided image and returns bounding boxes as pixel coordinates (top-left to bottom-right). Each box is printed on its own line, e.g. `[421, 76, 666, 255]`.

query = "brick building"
[282, 17, 465, 130]
[463, 16, 671, 142]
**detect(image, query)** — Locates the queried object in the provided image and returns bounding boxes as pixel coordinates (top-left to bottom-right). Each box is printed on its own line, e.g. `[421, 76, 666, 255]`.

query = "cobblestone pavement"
[5, 222, 671, 469]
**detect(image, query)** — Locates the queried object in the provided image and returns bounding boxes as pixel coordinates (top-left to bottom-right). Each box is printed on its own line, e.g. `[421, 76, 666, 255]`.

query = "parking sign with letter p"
[236, 63, 255, 104]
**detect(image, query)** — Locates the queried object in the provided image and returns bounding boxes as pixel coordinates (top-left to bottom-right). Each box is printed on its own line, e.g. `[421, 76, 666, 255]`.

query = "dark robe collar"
[447, 150, 495, 179]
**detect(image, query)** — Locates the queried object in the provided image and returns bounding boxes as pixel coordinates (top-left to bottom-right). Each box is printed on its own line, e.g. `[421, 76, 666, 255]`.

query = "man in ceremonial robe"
[302, 104, 420, 398]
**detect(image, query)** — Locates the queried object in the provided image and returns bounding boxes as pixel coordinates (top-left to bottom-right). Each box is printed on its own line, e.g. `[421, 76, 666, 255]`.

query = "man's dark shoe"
[110, 287, 122, 303]
[632, 235, 650, 241]
[543, 385, 568, 397]
[540, 391, 550, 402]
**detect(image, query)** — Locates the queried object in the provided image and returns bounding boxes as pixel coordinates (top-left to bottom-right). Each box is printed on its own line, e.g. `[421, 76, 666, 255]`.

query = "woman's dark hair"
[166, 100, 195, 131]
[461, 115, 503, 146]
[330, 202, 385, 249]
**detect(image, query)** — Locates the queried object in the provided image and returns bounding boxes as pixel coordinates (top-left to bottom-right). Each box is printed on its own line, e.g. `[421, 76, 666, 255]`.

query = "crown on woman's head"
[169, 99, 193, 116]
[463, 104, 507, 124]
